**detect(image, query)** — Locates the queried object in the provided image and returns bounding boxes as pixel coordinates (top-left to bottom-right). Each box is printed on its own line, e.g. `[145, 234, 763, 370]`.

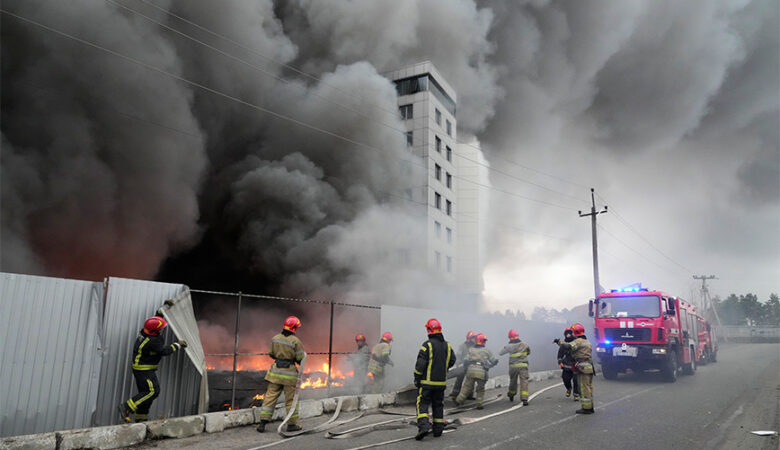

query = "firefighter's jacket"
[351, 344, 371, 375]
[265, 331, 305, 386]
[557, 335, 576, 370]
[368, 341, 393, 375]
[131, 330, 180, 371]
[464, 346, 498, 380]
[499, 339, 531, 369]
[456, 341, 474, 365]
[559, 335, 593, 374]
[414, 333, 456, 389]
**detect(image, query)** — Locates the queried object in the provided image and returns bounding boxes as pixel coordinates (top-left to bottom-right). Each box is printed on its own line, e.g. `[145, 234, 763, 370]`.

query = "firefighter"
[557, 328, 580, 400]
[499, 329, 531, 405]
[455, 333, 497, 409]
[449, 331, 476, 400]
[554, 323, 594, 414]
[118, 308, 187, 423]
[413, 318, 456, 440]
[256, 316, 306, 433]
[367, 332, 394, 393]
[350, 333, 371, 392]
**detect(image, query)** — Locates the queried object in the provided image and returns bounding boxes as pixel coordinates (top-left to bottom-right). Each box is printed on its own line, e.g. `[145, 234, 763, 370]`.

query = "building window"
[435, 108, 442, 125]
[435, 164, 441, 181]
[446, 227, 452, 244]
[446, 172, 452, 189]
[446, 200, 452, 216]
[435, 251, 441, 269]
[446, 256, 452, 273]
[446, 120, 452, 136]
[435, 192, 441, 209]
[406, 131, 413, 147]
[400, 104, 413, 120]
[435, 136, 441, 153]
[446, 146, 452, 162]
[435, 221, 441, 238]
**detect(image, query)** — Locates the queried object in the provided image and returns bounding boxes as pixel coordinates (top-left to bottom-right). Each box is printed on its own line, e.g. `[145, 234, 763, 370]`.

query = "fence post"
[230, 292, 242, 410]
[327, 300, 334, 394]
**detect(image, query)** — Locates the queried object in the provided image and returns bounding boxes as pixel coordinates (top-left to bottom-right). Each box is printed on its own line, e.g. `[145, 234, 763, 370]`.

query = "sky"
[1, 0, 778, 316]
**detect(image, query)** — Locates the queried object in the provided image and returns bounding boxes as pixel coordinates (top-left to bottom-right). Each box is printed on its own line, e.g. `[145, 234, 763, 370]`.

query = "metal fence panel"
[0, 273, 104, 437]
[94, 277, 202, 426]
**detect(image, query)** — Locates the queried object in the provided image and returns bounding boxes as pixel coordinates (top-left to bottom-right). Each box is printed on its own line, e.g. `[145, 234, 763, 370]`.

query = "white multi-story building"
[386, 62, 458, 281]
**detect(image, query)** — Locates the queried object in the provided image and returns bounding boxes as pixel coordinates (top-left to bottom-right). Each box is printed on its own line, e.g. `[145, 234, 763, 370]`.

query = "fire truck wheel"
[699, 350, 709, 366]
[709, 351, 717, 363]
[602, 364, 618, 380]
[662, 350, 678, 382]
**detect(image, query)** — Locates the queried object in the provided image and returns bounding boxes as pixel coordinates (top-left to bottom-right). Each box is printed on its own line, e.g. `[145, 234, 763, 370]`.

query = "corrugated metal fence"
[0, 273, 206, 437]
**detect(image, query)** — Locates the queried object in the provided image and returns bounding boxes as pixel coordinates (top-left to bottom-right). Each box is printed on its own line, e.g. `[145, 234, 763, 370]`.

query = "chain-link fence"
[190, 289, 381, 411]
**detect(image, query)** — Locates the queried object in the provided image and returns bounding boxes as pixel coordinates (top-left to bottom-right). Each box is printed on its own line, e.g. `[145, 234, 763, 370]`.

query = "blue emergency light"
[605, 340, 611, 345]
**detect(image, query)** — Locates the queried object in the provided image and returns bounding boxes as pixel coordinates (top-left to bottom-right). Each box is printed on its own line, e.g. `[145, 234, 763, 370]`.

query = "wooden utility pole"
[694, 275, 723, 326]
[579, 188, 608, 300]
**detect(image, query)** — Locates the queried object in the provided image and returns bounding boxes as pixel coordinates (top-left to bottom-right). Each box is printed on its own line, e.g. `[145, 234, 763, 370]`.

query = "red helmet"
[144, 316, 167, 335]
[425, 318, 442, 335]
[570, 323, 585, 336]
[381, 332, 393, 343]
[283, 316, 301, 332]
[508, 329, 519, 340]
[474, 333, 487, 346]
[466, 331, 476, 342]
[564, 327, 574, 336]
[355, 333, 366, 342]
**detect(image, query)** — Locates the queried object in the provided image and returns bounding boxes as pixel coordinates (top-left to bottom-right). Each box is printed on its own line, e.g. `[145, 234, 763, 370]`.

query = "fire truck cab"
[589, 287, 700, 382]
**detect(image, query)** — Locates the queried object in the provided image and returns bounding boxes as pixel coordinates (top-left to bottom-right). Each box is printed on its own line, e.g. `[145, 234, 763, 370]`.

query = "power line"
[110, 0, 589, 210]
[595, 192, 693, 274]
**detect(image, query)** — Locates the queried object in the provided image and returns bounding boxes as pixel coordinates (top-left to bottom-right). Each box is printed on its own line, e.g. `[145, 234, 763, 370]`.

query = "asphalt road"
[134, 343, 779, 450]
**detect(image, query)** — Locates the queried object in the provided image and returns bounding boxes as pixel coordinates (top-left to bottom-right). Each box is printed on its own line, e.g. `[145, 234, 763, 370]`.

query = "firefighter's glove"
[156, 308, 165, 317]
[553, 338, 560, 344]
[164, 299, 175, 307]
[177, 340, 188, 348]
[414, 377, 422, 388]
[387, 360, 394, 367]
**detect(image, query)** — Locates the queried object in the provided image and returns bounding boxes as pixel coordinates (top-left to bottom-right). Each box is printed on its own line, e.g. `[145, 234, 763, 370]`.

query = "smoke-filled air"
[2, 0, 778, 316]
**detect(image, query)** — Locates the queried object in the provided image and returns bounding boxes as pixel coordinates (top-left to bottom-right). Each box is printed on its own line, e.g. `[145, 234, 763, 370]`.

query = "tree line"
[713, 293, 780, 326]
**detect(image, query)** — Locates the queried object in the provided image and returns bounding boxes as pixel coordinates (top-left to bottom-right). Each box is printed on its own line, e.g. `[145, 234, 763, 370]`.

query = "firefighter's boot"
[415, 421, 431, 441]
[117, 403, 132, 423]
[286, 424, 302, 432]
[575, 408, 594, 415]
[256, 420, 268, 433]
[565, 389, 571, 398]
[522, 400, 529, 406]
[432, 423, 444, 438]
[508, 394, 514, 402]
[573, 394, 580, 401]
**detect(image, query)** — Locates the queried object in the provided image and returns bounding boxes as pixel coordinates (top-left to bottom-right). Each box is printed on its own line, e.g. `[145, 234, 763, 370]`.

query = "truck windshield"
[597, 295, 661, 318]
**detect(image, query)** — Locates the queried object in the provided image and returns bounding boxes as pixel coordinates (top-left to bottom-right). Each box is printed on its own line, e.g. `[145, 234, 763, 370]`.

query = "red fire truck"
[696, 316, 718, 364]
[589, 287, 704, 382]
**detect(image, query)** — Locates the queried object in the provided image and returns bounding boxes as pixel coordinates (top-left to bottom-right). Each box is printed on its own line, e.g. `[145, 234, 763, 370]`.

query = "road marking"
[480, 385, 662, 450]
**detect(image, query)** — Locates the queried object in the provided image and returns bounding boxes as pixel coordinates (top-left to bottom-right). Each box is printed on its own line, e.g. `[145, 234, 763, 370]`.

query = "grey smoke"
[1, 0, 777, 311]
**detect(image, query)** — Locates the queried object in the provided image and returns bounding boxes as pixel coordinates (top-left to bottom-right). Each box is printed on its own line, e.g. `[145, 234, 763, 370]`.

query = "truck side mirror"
[588, 300, 594, 317]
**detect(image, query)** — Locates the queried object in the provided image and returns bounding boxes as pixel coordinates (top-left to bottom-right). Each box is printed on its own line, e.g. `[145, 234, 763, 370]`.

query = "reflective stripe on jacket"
[368, 342, 392, 375]
[413, 334, 455, 388]
[499, 340, 530, 369]
[131, 330, 179, 371]
[464, 346, 497, 380]
[265, 332, 305, 386]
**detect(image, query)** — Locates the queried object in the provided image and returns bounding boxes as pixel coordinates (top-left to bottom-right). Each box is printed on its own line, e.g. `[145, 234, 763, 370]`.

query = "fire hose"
[341, 383, 563, 450]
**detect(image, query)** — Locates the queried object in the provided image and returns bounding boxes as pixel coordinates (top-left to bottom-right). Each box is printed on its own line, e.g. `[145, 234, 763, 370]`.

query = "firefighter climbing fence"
[189, 288, 381, 411]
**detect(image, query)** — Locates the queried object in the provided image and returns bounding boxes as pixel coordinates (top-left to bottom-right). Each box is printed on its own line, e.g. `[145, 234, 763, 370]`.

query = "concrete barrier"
[58, 424, 146, 450]
[0, 432, 56, 450]
[145, 416, 204, 439]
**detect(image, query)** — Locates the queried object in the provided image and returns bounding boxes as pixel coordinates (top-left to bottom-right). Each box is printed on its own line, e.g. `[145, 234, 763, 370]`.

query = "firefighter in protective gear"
[449, 331, 476, 400]
[118, 307, 186, 423]
[499, 329, 531, 405]
[554, 323, 594, 414]
[557, 328, 580, 400]
[414, 319, 456, 440]
[367, 332, 394, 393]
[455, 333, 497, 409]
[350, 333, 371, 392]
[257, 316, 306, 433]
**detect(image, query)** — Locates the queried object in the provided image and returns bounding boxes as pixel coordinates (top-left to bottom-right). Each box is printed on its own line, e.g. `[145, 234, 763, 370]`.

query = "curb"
[1, 370, 559, 449]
